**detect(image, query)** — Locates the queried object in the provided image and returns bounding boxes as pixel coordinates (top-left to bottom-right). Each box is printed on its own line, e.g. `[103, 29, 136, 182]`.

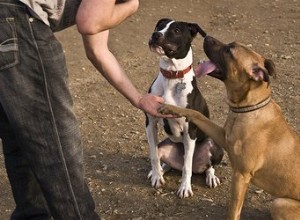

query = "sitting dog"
[146, 18, 224, 198]
[160, 35, 300, 219]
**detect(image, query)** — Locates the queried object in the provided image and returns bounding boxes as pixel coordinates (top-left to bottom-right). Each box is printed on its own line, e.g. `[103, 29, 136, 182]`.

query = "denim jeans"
[0, 1, 100, 219]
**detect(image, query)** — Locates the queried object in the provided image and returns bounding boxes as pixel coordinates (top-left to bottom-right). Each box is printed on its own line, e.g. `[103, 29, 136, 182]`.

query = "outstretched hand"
[138, 94, 175, 118]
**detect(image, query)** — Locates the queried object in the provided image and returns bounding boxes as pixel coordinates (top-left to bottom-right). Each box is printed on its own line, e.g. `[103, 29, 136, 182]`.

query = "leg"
[193, 138, 222, 188]
[158, 138, 213, 173]
[158, 138, 222, 188]
[0, 4, 99, 219]
[271, 198, 300, 220]
[157, 138, 184, 172]
[146, 116, 165, 188]
[227, 171, 251, 220]
[159, 104, 226, 149]
[0, 104, 51, 219]
[177, 135, 196, 198]
[0, 3, 50, 219]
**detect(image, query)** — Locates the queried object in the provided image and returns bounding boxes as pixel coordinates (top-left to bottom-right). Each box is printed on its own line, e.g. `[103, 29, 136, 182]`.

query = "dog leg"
[177, 136, 196, 198]
[271, 198, 300, 220]
[227, 171, 251, 220]
[159, 104, 226, 150]
[146, 117, 165, 188]
[158, 138, 185, 171]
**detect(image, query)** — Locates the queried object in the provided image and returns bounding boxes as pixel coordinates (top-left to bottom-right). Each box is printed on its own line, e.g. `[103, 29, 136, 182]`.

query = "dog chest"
[160, 73, 197, 106]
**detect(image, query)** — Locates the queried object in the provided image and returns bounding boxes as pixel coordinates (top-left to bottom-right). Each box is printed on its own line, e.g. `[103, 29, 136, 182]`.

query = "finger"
[151, 95, 164, 104]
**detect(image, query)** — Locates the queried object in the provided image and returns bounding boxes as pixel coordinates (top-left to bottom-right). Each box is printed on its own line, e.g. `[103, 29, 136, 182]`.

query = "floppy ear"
[188, 23, 207, 38]
[251, 66, 269, 82]
[250, 59, 276, 85]
[264, 58, 276, 79]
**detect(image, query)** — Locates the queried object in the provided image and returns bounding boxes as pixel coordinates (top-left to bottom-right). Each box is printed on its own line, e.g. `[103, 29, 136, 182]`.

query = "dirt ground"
[1, 0, 300, 219]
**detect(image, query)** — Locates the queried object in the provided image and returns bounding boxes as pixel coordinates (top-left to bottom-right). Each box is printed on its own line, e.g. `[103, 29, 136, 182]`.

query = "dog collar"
[230, 96, 272, 113]
[160, 65, 192, 79]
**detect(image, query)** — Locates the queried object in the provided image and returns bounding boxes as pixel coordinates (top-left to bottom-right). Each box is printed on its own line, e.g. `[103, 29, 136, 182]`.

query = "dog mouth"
[149, 44, 165, 55]
[195, 60, 219, 77]
[149, 43, 179, 58]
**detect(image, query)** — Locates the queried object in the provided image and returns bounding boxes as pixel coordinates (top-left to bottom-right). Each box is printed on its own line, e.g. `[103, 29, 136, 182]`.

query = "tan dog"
[159, 35, 300, 220]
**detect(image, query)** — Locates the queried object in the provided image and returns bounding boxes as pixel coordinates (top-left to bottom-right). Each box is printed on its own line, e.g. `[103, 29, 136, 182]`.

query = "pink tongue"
[195, 60, 217, 78]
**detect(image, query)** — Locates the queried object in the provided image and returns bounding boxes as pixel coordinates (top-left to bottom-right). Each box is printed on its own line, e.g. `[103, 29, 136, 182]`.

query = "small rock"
[255, 189, 264, 194]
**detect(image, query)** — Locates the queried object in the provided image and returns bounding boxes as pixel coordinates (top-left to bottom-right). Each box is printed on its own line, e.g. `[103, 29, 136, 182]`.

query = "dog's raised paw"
[159, 104, 181, 117]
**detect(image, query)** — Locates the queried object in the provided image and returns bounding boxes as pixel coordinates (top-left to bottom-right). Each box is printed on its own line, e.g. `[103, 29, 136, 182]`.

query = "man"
[0, 0, 167, 219]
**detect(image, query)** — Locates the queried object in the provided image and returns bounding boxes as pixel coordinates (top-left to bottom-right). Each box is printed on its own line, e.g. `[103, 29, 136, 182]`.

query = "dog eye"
[168, 49, 175, 54]
[174, 28, 180, 33]
[225, 46, 232, 53]
[225, 44, 236, 53]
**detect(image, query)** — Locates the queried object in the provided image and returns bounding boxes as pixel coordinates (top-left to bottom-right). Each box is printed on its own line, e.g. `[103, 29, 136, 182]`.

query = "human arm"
[80, 30, 170, 117]
[76, 0, 139, 35]
[76, 0, 172, 117]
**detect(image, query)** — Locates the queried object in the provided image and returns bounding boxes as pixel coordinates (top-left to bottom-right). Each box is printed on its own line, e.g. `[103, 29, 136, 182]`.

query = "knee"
[271, 198, 300, 220]
[157, 148, 165, 160]
[271, 198, 285, 219]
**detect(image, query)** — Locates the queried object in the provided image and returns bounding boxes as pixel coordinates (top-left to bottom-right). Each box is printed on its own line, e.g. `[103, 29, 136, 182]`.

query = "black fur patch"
[163, 118, 173, 136]
[187, 77, 209, 141]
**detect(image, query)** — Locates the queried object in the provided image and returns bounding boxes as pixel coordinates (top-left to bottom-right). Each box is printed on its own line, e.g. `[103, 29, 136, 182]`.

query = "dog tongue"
[194, 60, 217, 78]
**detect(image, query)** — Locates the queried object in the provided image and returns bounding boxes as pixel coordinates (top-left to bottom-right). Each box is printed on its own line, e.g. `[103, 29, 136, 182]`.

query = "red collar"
[160, 65, 192, 79]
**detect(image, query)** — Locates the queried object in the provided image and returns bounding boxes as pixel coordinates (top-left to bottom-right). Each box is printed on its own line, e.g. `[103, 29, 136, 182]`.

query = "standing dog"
[160, 35, 300, 219]
[146, 19, 224, 198]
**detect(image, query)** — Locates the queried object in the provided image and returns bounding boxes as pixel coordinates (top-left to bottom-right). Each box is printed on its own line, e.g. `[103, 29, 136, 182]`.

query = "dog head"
[148, 18, 207, 59]
[196, 36, 276, 86]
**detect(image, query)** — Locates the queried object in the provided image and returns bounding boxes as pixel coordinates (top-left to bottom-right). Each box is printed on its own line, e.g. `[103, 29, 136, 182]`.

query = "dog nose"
[151, 32, 163, 41]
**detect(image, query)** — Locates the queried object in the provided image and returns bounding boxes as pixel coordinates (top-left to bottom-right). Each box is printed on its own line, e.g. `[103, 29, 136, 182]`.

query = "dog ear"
[250, 59, 276, 84]
[251, 66, 269, 82]
[188, 23, 207, 38]
[264, 59, 276, 79]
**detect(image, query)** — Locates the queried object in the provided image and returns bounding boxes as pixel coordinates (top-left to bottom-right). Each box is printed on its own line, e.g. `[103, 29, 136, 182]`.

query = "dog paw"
[205, 167, 221, 188]
[177, 181, 194, 198]
[159, 104, 181, 117]
[147, 169, 165, 189]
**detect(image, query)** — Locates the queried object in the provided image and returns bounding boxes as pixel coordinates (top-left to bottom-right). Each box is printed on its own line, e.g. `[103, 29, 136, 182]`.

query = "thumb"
[155, 95, 165, 104]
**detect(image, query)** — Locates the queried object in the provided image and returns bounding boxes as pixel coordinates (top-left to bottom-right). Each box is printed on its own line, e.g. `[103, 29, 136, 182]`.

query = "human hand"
[138, 94, 175, 118]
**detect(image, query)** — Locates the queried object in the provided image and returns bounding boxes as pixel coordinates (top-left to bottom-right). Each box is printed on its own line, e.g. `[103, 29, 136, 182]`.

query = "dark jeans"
[0, 1, 100, 219]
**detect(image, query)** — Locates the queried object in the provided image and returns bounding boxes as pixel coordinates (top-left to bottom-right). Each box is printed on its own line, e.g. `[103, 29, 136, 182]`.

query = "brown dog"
[159, 36, 300, 220]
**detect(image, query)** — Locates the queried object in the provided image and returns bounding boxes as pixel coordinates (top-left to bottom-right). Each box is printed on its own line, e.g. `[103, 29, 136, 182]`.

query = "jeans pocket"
[0, 17, 19, 71]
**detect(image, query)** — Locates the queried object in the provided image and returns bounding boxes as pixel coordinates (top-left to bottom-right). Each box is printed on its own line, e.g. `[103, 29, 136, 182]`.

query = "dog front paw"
[159, 104, 182, 117]
[205, 167, 221, 188]
[148, 169, 165, 189]
[177, 181, 194, 198]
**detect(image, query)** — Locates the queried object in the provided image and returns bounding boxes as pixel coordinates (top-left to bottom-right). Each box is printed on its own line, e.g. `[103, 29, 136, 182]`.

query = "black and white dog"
[146, 18, 224, 198]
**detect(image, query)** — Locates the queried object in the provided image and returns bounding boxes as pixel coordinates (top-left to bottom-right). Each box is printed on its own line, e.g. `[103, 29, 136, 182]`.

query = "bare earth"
[1, 0, 299, 219]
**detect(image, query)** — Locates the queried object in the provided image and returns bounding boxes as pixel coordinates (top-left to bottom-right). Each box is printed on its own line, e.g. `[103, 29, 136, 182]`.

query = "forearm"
[76, 0, 139, 35]
[81, 32, 142, 107]
[93, 53, 142, 107]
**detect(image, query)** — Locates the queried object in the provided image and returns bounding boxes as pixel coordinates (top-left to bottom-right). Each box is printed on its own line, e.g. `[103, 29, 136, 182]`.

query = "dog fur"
[146, 19, 223, 198]
[160, 35, 300, 219]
